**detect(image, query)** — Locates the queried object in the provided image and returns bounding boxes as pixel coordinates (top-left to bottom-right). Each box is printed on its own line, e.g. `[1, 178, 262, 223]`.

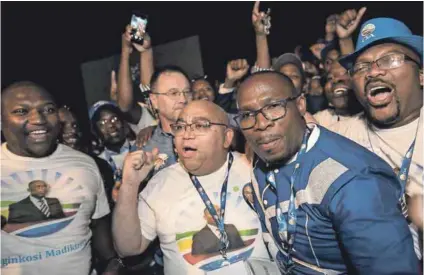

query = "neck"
[334, 107, 350, 116]
[6, 143, 57, 158]
[105, 139, 126, 153]
[373, 106, 422, 129]
[191, 151, 228, 177]
[159, 115, 173, 134]
[267, 123, 307, 168]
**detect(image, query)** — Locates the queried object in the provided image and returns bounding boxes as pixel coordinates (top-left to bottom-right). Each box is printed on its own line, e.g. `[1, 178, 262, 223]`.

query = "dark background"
[2, 1, 423, 132]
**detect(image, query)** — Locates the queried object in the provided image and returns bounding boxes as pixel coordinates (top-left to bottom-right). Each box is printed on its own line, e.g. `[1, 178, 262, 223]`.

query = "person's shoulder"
[9, 196, 29, 207]
[140, 162, 186, 200]
[58, 145, 99, 169]
[230, 152, 252, 180]
[327, 112, 367, 137]
[315, 126, 393, 174]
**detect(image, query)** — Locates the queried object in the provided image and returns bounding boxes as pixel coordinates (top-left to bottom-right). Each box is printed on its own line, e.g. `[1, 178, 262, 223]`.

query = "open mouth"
[366, 83, 394, 107]
[199, 96, 210, 101]
[181, 145, 198, 158]
[28, 129, 49, 142]
[333, 87, 349, 97]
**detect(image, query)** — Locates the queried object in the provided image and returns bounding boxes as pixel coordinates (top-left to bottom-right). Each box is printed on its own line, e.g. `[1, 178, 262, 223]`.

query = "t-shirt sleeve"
[138, 179, 160, 241]
[91, 169, 111, 219]
[329, 171, 419, 274]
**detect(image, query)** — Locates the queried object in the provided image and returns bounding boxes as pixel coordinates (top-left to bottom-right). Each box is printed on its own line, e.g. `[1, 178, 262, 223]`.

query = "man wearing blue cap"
[332, 17, 423, 258]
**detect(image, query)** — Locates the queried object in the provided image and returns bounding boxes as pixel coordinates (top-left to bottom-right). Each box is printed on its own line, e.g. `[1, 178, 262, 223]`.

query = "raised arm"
[336, 7, 367, 56]
[252, 1, 272, 69]
[112, 148, 159, 257]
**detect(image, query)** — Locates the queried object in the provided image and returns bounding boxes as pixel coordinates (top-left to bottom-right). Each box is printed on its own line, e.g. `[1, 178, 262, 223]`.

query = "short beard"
[366, 96, 401, 129]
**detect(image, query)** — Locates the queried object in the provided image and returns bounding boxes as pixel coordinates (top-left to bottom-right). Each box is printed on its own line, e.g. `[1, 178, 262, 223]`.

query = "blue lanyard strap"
[266, 129, 311, 268]
[189, 153, 234, 260]
[398, 139, 416, 219]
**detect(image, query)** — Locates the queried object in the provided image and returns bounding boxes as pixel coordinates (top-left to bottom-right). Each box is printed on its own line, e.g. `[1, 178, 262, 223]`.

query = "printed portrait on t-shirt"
[1, 169, 84, 237]
[191, 205, 244, 256]
[175, 182, 262, 272]
[7, 180, 65, 224]
[242, 183, 255, 210]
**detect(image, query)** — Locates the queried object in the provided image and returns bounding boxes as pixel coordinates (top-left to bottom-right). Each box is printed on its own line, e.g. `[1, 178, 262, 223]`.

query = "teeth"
[334, 88, 347, 94]
[369, 86, 389, 92]
[30, 130, 47, 134]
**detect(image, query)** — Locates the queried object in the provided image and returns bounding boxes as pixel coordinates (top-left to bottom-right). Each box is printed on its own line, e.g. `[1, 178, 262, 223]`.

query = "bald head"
[178, 100, 229, 126]
[237, 71, 297, 104]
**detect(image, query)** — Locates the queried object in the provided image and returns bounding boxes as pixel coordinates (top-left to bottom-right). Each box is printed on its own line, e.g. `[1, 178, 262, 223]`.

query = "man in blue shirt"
[234, 71, 418, 274]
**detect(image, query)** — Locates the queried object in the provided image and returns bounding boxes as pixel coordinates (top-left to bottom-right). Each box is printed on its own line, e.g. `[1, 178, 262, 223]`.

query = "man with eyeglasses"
[331, 18, 423, 258]
[235, 70, 418, 274]
[113, 100, 278, 275]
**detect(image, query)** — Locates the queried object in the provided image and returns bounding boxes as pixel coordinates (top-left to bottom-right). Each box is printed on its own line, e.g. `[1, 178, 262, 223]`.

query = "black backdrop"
[2, 1, 423, 135]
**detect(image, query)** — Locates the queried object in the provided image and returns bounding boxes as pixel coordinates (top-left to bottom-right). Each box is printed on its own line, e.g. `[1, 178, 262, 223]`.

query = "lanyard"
[398, 138, 417, 218]
[189, 153, 234, 262]
[104, 141, 137, 181]
[266, 129, 310, 270]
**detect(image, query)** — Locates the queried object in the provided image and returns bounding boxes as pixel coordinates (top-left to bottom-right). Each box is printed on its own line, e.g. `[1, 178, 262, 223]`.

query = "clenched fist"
[122, 148, 160, 187]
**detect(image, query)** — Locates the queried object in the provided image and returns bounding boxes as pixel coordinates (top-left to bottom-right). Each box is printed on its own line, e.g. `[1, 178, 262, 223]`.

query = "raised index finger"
[253, 1, 260, 14]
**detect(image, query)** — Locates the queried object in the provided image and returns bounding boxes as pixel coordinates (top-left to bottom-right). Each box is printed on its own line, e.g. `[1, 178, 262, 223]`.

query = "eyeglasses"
[170, 120, 228, 136]
[98, 116, 120, 127]
[234, 96, 298, 130]
[349, 53, 421, 77]
[150, 90, 193, 100]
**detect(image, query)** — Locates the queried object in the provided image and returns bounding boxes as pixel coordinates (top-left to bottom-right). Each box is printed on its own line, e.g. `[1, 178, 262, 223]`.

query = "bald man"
[234, 71, 418, 274]
[113, 100, 278, 274]
[1, 81, 121, 274]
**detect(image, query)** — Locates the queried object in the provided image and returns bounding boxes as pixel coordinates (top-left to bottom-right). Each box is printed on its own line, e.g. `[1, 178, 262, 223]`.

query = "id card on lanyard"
[189, 153, 234, 265]
[265, 129, 311, 273]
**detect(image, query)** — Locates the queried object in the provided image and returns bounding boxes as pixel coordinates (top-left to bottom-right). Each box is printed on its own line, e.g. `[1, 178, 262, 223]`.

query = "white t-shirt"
[129, 103, 157, 134]
[139, 152, 274, 275]
[313, 109, 353, 129]
[328, 109, 423, 197]
[1, 144, 110, 275]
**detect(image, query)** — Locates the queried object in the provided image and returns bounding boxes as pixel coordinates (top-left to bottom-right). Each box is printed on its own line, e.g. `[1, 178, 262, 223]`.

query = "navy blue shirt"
[252, 125, 418, 274]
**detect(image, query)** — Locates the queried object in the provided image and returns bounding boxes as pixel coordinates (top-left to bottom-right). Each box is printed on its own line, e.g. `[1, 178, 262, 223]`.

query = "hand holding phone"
[130, 13, 148, 45]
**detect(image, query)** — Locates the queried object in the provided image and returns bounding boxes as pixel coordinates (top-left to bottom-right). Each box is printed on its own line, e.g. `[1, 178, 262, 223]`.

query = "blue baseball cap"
[88, 100, 119, 121]
[339, 17, 423, 70]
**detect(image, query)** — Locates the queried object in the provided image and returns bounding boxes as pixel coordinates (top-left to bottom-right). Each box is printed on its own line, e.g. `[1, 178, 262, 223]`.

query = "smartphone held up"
[130, 13, 148, 45]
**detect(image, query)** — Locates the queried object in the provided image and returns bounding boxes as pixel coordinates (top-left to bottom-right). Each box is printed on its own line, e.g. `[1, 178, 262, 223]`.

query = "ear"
[420, 69, 423, 87]
[296, 94, 307, 116]
[223, 128, 235, 149]
[149, 94, 158, 111]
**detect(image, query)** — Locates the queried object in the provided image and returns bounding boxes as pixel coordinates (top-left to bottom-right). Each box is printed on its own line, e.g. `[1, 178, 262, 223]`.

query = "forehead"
[179, 104, 215, 122]
[98, 108, 118, 119]
[238, 75, 292, 108]
[31, 181, 46, 186]
[279, 64, 300, 75]
[3, 86, 54, 107]
[156, 71, 190, 90]
[59, 109, 76, 121]
[192, 79, 211, 88]
[328, 61, 346, 75]
[356, 42, 419, 62]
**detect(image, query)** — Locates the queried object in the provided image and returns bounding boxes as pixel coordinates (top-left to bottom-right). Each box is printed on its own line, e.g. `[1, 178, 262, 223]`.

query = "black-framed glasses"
[97, 116, 120, 127]
[150, 90, 193, 100]
[170, 120, 228, 136]
[234, 96, 298, 130]
[349, 53, 421, 77]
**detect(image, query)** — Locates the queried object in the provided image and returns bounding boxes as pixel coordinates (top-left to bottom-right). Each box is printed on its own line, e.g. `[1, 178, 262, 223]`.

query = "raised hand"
[226, 59, 250, 82]
[325, 14, 339, 35]
[122, 148, 159, 187]
[122, 25, 152, 54]
[336, 7, 367, 39]
[252, 1, 271, 36]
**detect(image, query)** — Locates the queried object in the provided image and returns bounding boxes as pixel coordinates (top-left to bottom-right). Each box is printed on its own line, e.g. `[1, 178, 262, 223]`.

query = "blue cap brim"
[339, 35, 423, 70]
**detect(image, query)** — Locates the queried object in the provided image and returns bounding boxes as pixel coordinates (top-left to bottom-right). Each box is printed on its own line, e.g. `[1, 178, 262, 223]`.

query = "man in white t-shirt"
[112, 101, 278, 275]
[333, 18, 423, 256]
[313, 60, 362, 128]
[1, 81, 122, 275]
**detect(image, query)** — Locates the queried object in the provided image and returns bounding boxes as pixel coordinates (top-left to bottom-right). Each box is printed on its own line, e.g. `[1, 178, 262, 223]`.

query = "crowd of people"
[1, 2, 423, 275]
